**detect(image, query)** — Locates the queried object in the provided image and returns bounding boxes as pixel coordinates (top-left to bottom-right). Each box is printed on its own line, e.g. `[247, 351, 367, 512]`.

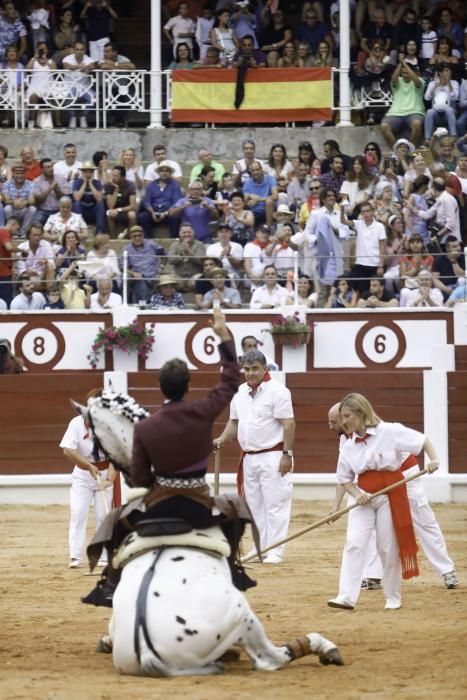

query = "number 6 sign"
[185, 323, 222, 369]
[355, 321, 406, 368]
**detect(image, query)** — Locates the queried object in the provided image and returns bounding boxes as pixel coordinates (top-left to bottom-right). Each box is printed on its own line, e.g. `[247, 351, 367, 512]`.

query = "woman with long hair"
[402, 152, 431, 198]
[339, 155, 373, 217]
[324, 276, 358, 308]
[264, 142, 294, 181]
[224, 191, 254, 246]
[92, 151, 111, 186]
[311, 39, 337, 68]
[429, 37, 459, 67]
[118, 147, 144, 196]
[55, 229, 87, 273]
[168, 41, 194, 69]
[277, 40, 303, 68]
[210, 9, 239, 65]
[383, 214, 406, 293]
[328, 392, 440, 611]
[363, 142, 382, 177]
[293, 140, 321, 178]
[287, 274, 318, 308]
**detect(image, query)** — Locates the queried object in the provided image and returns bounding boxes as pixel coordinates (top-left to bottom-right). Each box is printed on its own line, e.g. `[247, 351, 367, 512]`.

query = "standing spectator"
[44, 196, 88, 243]
[169, 180, 219, 243]
[409, 178, 460, 245]
[32, 158, 63, 225]
[243, 161, 278, 227]
[391, 8, 422, 57]
[27, 1, 50, 50]
[359, 8, 393, 59]
[149, 274, 186, 309]
[319, 155, 346, 196]
[20, 146, 41, 181]
[231, 2, 257, 46]
[123, 226, 166, 305]
[53, 144, 83, 195]
[345, 202, 387, 295]
[53, 7, 81, 52]
[137, 161, 182, 239]
[195, 4, 214, 61]
[0, 2, 27, 62]
[0, 216, 19, 307]
[339, 155, 373, 216]
[164, 1, 196, 60]
[80, 0, 118, 63]
[436, 8, 464, 59]
[167, 222, 205, 289]
[10, 274, 46, 310]
[26, 43, 58, 129]
[423, 66, 459, 142]
[104, 166, 137, 238]
[419, 16, 437, 64]
[3, 163, 37, 239]
[200, 266, 241, 309]
[190, 147, 225, 184]
[215, 349, 295, 563]
[295, 6, 331, 56]
[259, 7, 292, 68]
[380, 57, 425, 147]
[249, 264, 289, 309]
[16, 223, 55, 284]
[210, 8, 239, 65]
[72, 161, 106, 234]
[206, 223, 243, 282]
[63, 40, 96, 129]
[232, 138, 265, 186]
[143, 144, 182, 185]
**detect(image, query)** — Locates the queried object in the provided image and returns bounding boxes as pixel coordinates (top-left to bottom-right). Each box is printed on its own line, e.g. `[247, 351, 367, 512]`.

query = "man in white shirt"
[143, 145, 182, 185]
[63, 41, 96, 128]
[400, 270, 444, 307]
[10, 276, 45, 310]
[206, 223, 243, 283]
[345, 202, 386, 295]
[243, 224, 274, 288]
[249, 265, 289, 309]
[232, 139, 266, 186]
[411, 178, 460, 244]
[90, 279, 122, 309]
[163, 1, 195, 58]
[53, 144, 83, 195]
[215, 350, 295, 563]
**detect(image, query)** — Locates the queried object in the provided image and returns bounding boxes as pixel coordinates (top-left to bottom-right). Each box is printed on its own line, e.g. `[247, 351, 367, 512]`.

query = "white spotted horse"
[73, 392, 344, 677]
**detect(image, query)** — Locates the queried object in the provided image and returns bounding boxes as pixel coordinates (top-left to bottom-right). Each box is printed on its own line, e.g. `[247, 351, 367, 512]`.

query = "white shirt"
[63, 53, 95, 89]
[60, 415, 94, 461]
[44, 211, 87, 237]
[243, 241, 273, 281]
[230, 379, 294, 452]
[90, 292, 122, 309]
[0, 298, 7, 310]
[250, 283, 289, 309]
[271, 244, 295, 274]
[416, 190, 461, 243]
[16, 239, 55, 276]
[337, 421, 425, 484]
[53, 160, 83, 194]
[339, 180, 372, 206]
[354, 218, 386, 267]
[402, 287, 444, 307]
[143, 160, 182, 181]
[205, 240, 243, 278]
[10, 291, 45, 310]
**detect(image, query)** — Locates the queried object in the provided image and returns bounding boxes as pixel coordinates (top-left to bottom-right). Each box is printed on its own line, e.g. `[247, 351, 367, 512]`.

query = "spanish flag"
[171, 68, 332, 123]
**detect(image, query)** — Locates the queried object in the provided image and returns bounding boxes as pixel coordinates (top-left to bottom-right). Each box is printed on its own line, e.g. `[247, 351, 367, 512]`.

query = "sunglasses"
[365, 147, 377, 151]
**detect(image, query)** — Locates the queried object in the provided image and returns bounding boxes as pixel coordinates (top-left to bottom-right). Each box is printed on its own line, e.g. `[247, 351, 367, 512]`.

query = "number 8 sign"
[14, 323, 66, 370]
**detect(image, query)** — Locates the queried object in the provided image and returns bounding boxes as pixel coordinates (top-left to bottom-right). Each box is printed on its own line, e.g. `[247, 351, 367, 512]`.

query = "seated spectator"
[167, 222, 205, 290]
[408, 177, 460, 245]
[263, 143, 294, 182]
[19, 146, 41, 182]
[435, 9, 463, 59]
[194, 4, 215, 61]
[324, 276, 358, 309]
[340, 155, 373, 217]
[168, 41, 194, 69]
[90, 278, 122, 310]
[164, 1, 196, 61]
[72, 161, 106, 234]
[137, 160, 183, 239]
[373, 181, 401, 225]
[399, 233, 434, 282]
[193, 45, 224, 68]
[43, 286, 65, 310]
[205, 223, 243, 283]
[296, 177, 322, 229]
[190, 147, 225, 184]
[55, 230, 87, 274]
[220, 191, 254, 246]
[0, 338, 23, 373]
[344, 202, 387, 295]
[243, 223, 273, 287]
[402, 152, 432, 198]
[295, 7, 331, 56]
[3, 163, 36, 238]
[26, 43, 57, 129]
[32, 159, 63, 227]
[428, 37, 459, 69]
[232, 138, 265, 187]
[320, 140, 352, 176]
[400, 269, 444, 307]
[118, 148, 144, 197]
[92, 150, 111, 187]
[243, 161, 278, 226]
[432, 236, 465, 297]
[239, 334, 278, 371]
[199, 166, 218, 200]
[310, 39, 338, 68]
[123, 225, 166, 305]
[193, 256, 222, 308]
[16, 223, 55, 285]
[399, 39, 420, 69]
[289, 274, 318, 309]
[0, 3, 27, 64]
[104, 166, 137, 238]
[423, 65, 459, 142]
[431, 135, 458, 172]
[272, 202, 294, 234]
[446, 279, 467, 307]
[59, 264, 92, 309]
[149, 274, 185, 309]
[231, 34, 266, 68]
[0, 216, 20, 307]
[296, 41, 314, 67]
[81, 0, 118, 63]
[169, 180, 219, 243]
[217, 172, 236, 203]
[293, 141, 321, 178]
[44, 196, 88, 243]
[53, 144, 82, 196]
[266, 222, 295, 280]
[363, 142, 382, 176]
[249, 264, 288, 309]
[82, 233, 121, 289]
[200, 266, 241, 309]
[287, 163, 312, 216]
[0, 144, 11, 198]
[10, 274, 46, 310]
[359, 8, 393, 60]
[383, 214, 406, 293]
[356, 276, 398, 308]
[277, 40, 303, 68]
[319, 155, 345, 196]
[258, 7, 292, 68]
[380, 57, 425, 148]
[63, 40, 96, 129]
[143, 145, 182, 186]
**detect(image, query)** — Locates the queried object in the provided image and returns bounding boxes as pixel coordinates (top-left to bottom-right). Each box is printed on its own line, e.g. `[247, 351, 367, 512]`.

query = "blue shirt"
[123, 240, 166, 279]
[142, 179, 182, 212]
[243, 173, 277, 213]
[172, 196, 215, 242]
[72, 178, 103, 207]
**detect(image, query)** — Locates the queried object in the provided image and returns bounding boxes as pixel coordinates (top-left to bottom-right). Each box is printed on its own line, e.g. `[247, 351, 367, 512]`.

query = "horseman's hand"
[213, 437, 224, 452]
[327, 510, 342, 524]
[356, 491, 371, 505]
[426, 460, 439, 474]
[210, 307, 230, 342]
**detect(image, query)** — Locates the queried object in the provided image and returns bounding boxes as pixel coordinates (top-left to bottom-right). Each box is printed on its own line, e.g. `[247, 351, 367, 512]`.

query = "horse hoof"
[319, 647, 344, 666]
[95, 636, 113, 654]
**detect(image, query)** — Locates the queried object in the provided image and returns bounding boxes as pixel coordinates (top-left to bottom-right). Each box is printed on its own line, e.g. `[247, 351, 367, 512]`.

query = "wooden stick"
[241, 468, 428, 563]
[214, 449, 221, 496]
[96, 473, 110, 516]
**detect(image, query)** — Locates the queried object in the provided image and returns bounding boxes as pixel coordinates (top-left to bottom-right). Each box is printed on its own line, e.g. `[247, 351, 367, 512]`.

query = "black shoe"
[81, 579, 115, 608]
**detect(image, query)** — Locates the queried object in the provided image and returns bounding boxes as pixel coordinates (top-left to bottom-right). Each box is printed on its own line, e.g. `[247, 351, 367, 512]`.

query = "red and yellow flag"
[171, 68, 332, 123]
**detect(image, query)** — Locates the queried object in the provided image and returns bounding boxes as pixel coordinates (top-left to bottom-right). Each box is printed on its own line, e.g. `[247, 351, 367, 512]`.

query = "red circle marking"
[355, 321, 406, 368]
[14, 322, 66, 371]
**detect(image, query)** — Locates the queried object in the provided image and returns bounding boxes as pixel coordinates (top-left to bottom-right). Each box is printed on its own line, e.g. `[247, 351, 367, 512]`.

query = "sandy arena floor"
[0, 500, 466, 700]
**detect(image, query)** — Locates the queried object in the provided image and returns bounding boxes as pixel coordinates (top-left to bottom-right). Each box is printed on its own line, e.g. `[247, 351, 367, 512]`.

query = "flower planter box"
[272, 331, 311, 347]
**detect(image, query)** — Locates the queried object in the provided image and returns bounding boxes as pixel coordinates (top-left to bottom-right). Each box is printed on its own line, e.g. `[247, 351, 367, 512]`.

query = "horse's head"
[71, 392, 150, 485]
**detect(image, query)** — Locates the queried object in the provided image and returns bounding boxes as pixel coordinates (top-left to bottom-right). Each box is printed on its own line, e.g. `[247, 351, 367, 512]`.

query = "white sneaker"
[28, 120, 35, 129]
[327, 597, 354, 610]
[68, 558, 80, 569]
[68, 117, 77, 129]
[384, 601, 401, 610]
[263, 553, 283, 564]
[80, 116, 88, 128]
[443, 571, 459, 589]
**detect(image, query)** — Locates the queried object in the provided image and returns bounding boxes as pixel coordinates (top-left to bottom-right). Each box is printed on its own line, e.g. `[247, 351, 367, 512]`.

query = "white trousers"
[243, 451, 293, 559]
[89, 37, 110, 63]
[362, 467, 454, 579]
[336, 493, 401, 608]
[69, 466, 113, 562]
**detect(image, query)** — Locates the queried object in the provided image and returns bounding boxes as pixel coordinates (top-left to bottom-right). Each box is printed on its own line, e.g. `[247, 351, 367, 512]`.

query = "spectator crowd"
[0, 130, 466, 313]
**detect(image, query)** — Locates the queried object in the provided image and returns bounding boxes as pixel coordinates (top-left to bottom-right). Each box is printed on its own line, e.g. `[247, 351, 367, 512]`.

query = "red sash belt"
[401, 454, 418, 471]
[358, 468, 419, 580]
[236, 442, 284, 496]
[78, 459, 109, 473]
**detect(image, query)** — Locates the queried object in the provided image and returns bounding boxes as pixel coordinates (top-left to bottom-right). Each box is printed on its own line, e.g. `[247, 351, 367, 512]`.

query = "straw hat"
[157, 274, 178, 287]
